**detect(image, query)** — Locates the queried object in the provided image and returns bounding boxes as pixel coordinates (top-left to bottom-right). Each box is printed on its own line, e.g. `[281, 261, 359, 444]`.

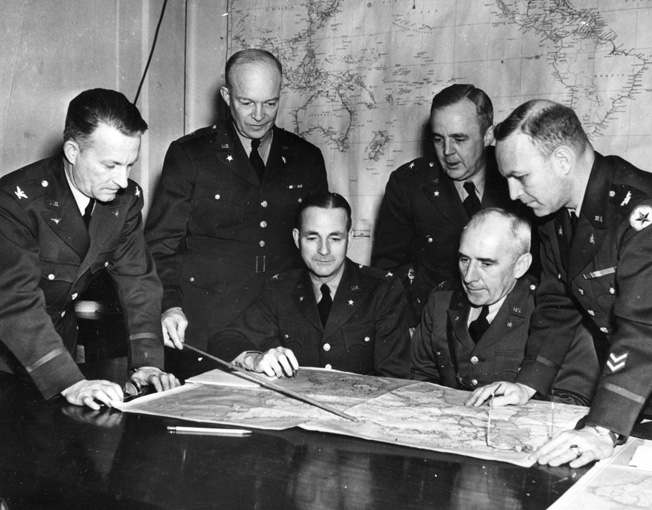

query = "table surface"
[0, 353, 590, 510]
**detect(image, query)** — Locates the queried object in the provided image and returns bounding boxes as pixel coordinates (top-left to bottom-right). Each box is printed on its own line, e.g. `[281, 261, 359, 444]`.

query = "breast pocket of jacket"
[40, 260, 77, 311]
[192, 186, 249, 233]
[341, 322, 375, 374]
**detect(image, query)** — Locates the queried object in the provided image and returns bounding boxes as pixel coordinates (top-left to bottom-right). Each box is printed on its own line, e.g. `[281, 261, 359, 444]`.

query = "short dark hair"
[494, 100, 589, 157]
[225, 48, 283, 89]
[430, 84, 493, 133]
[63, 89, 147, 148]
[294, 192, 352, 232]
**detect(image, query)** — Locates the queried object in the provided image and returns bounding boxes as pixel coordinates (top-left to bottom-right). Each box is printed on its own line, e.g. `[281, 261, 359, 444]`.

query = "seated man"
[208, 192, 411, 379]
[411, 208, 598, 405]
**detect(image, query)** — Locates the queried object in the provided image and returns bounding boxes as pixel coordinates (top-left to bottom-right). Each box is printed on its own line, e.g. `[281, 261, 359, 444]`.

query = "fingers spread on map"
[465, 382, 535, 407]
[534, 429, 614, 468]
[242, 347, 299, 378]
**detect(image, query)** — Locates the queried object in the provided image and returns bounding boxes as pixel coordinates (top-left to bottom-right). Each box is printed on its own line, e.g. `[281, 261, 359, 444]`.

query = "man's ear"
[514, 252, 532, 279]
[292, 228, 300, 249]
[483, 124, 495, 147]
[552, 145, 574, 176]
[63, 140, 79, 166]
[220, 86, 231, 107]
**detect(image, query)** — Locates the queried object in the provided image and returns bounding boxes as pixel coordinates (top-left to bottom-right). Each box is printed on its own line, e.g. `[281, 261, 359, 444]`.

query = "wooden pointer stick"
[184, 344, 359, 422]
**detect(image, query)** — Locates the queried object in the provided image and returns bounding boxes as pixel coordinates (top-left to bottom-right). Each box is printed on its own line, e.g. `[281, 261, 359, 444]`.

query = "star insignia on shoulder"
[507, 321, 513, 328]
[409, 162, 415, 169]
[272, 274, 279, 280]
[281, 156, 287, 163]
[434, 191, 439, 197]
[51, 218, 61, 225]
[226, 155, 233, 162]
[135, 186, 141, 197]
[630, 205, 652, 231]
[299, 296, 304, 302]
[348, 300, 354, 306]
[386, 271, 393, 278]
[14, 186, 27, 199]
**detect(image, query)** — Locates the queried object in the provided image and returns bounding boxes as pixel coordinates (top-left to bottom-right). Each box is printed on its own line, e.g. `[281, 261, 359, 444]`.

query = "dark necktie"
[249, 138, 265, 180]
[569, 210, 579, 246]
[463, 181, 481, 217]
[83, 199, 95, 229]
[317, 284, 332, 327]
[468, 305, 489, 344]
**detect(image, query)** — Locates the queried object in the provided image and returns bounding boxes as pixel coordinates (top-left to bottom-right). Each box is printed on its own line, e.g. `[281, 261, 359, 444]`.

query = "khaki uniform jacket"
[411, 276, 598, 405]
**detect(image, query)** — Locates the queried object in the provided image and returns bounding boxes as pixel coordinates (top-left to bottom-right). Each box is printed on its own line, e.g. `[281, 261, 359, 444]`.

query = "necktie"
[83, 199, 95, 229]
[249, 138, 265, 180]
[468, 305, 489, 344]
[317, 284, 332, 327]
[463, 181, 481, 217]
[569, 211, 579, 246]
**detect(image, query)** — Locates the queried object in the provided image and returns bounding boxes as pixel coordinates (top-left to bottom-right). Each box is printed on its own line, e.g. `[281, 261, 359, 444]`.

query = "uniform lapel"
[262, 127, 289, 186]
[422, 162, 468, 224]
[478, 279, 529, 349]
[290, 270, 322, 329]
[213, 121, 260, 187]
[447, 289, 475, 350]
[323, 260, 365, 340]
[568, 159, 611, 279]
[76, 198, 130, 277]
[40, 162, 89, 259]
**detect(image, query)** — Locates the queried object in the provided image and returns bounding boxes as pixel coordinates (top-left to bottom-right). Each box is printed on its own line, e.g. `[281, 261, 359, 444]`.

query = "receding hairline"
[462, 209, 531, 257]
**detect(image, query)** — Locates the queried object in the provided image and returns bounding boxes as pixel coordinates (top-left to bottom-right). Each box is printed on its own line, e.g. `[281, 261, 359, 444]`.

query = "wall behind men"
[0, 0, 227, 214]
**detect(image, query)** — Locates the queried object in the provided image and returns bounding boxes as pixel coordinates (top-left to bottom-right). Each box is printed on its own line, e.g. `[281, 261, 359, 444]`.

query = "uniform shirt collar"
[233, 124, 274, 164]
[63, 161, 92, 215]
[467, 295, 506, 326]
[453, 169, 486, 203]
[309, 269, 344, 302]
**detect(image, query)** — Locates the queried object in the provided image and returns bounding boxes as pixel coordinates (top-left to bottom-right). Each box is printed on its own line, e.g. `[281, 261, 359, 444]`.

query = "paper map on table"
[117, 368, 588, 467]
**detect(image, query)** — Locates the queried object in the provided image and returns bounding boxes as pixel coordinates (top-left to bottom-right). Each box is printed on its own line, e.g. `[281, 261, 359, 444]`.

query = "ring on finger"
[569, 444, 582, 458]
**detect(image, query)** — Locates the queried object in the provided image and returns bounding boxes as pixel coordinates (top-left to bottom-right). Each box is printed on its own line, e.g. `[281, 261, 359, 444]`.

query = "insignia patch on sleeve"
[630, 205, 652, 231]
[606, 352, 627, 373]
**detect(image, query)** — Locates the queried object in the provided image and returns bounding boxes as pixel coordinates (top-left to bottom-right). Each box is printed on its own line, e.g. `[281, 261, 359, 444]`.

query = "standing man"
[372, 84, 521, 323]
[467, 100, 652, 467]
[412, 208, 597, 405]
[146, 48, 328, 350]
[0, 89, 178, 409]
[208, 192, 411, 379]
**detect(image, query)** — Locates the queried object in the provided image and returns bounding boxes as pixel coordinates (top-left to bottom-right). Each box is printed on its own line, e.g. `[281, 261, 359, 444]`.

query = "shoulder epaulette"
[609, 183, 651, 215]
[176, 125, 219, 144]
[0, 175, 48, 206]
[358, 264, 395, 280]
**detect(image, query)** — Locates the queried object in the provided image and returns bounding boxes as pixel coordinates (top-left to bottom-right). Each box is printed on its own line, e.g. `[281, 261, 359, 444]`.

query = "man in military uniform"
[372, 84, 521, 324]
[145, 48, 328, 350]
[412, 208, 597, 405]
[467, 100, 652, 467]
[208, 192, 411, 379]
[0, 89, 178, 409]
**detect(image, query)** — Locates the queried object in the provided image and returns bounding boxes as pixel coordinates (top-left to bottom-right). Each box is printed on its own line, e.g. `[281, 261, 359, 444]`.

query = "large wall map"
[225, 0, 652, 263]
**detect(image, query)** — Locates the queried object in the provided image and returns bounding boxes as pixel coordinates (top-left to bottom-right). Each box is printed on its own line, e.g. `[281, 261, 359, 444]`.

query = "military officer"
[467, 100, 652, 467]
[145, 48, 328, 350]
[412, 208, 598, 405]
[208, 192, 411, 379]
[0, 88, 179, 409]
[372, 84, 525, 324]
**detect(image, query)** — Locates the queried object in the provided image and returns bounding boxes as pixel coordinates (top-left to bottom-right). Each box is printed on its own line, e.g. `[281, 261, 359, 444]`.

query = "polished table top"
[0, 354, 590, 510]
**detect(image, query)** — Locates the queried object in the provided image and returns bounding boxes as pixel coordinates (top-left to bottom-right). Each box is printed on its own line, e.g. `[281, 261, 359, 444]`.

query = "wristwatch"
[587, 425, 622, 446]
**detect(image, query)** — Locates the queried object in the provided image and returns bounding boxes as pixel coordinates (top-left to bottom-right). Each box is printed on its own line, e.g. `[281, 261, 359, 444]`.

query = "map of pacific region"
[225, 0, 652, 262]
